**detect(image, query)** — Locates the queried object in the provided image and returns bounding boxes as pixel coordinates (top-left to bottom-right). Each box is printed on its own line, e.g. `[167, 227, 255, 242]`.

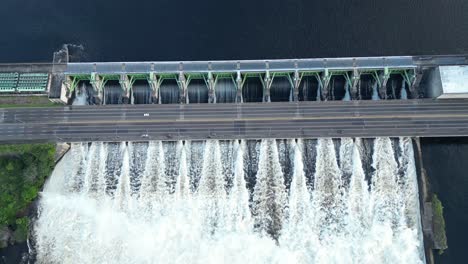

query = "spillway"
[34, 137, 424, 263]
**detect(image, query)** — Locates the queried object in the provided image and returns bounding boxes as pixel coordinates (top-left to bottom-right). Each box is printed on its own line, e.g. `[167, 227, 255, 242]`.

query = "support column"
[90, 72, 104, 104]
[235, 71, 243, 103]
[378, 67, 390, 99]
[148, 72, 162, 104]
[262, 70, 272, 102]
[351, 68, 360, 99]
[207, 72, 216, 103]
[292, 70, 301, 102]
[63, 76, 78, 101]
[119, 74, 133, 104]
[407, 67, 423, 99]
[178, 72, 188, 104]
[321, 69, 331, 100]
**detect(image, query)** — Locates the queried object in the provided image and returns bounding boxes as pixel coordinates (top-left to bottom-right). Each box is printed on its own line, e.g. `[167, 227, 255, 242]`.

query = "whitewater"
[34, 138, 425, 264]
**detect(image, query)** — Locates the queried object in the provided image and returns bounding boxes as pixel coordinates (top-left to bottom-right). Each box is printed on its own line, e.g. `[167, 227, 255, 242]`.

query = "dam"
[0, 55, 468, 143]
[59, 55, 466, 104]
[1, 55, 465, 263]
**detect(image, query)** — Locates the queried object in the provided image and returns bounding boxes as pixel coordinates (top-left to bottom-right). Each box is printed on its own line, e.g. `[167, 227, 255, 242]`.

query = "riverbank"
[0, 143, 58, 263]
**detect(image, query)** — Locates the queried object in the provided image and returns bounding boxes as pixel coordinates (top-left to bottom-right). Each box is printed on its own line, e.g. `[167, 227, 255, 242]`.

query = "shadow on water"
[270, 77, 291, 102]
[0, 242, 28, 264]
[132, 80, 151, 104]
[242, 77, 263, 103]
[104, 81, 123, 105]
[188, 79, 208, 104]
[421, 137, 468, 264]
[160, 79, 180, 104]
[215, 79, 236, 103]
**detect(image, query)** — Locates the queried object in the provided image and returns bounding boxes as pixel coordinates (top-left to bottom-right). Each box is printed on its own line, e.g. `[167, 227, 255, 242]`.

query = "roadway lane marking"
[35, 113, 468, 125]
[3, 99, 468, 113]
[8, 107, 468, 117]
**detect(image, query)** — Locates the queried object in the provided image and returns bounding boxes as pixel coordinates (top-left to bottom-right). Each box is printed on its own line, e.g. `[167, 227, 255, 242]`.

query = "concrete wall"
[438, 66, 468, 99]
[425, 68, 443, 99]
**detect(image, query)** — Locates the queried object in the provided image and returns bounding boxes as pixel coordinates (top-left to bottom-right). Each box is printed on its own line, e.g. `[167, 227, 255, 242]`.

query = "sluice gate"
[60, 55, 468, 105]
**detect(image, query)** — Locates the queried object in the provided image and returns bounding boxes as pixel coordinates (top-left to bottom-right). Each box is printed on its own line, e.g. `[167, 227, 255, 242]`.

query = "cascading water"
[214, 79, 237, 103]
[187, 79, 209, 103]
[372, 82, 380, 100]
[104, 81, 124, 104]
[401, 81, 408, 99]
[34, 138, 425, 264]
[132, 81, 152, 104]
[72, 83, 88, 105]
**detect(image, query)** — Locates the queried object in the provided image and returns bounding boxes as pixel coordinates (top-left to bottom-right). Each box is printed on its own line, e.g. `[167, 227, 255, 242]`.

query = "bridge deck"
[64, 55, 468, 75]
[1, 99, 468, 143]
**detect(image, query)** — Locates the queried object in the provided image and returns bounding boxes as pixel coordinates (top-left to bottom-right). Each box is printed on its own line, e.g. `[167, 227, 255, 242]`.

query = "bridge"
[1, 99, 468, 143]
[0, 55, 467, 143]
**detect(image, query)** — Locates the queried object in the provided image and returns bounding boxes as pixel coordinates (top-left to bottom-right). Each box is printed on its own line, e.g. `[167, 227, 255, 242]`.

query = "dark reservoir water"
[1, 1, 468, 264]
[421, 138, 468, 264]
[0, 0, 467, 62]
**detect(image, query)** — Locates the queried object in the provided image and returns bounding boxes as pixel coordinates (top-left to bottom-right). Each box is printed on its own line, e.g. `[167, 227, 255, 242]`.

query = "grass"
[0, 96, 63, 108]
[0, 144, 56, 246]
[432, 194, 448, 254]
[0, 103, 62, 108]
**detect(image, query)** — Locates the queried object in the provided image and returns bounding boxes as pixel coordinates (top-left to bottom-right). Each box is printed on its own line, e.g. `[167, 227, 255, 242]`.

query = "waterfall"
[72, 83, 88, 105]
[372, 82, 380, 100]
[370, 138, 402, 226]
[35, 138, 425, 264]
[401, 81, 408, 99]
[316, 83, 322, 101]
[339, 137, 354, 188]
[228, 140, 252, 232]
[139, 141, 167, 208]
[281, 141, 314, 255]
[346, 138, 371, 232]
[342, 83, 351, 101]
[114, 144, 132, 211]
[175, 142, 191, 199]
[252, 139, 287, 240]
[197, 140, 227, 234]
[81, 142, 107, 196]
[66, 142, 87, 192]
[312, 138, 346, 236]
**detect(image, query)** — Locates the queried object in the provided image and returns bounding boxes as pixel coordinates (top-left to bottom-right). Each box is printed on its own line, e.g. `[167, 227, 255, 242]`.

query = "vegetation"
[0, 96, 63, 108]
[13, 217, 29, 242]
[0, 144, 56, 246]
[432, 194, 448, 255]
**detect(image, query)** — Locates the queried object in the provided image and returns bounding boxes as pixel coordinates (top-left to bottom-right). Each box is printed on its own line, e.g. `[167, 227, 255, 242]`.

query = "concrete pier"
[59, 55, 468, 104]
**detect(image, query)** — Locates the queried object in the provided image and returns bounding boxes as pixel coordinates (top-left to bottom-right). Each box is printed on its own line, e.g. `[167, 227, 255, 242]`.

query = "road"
[1, 99, 468, 143]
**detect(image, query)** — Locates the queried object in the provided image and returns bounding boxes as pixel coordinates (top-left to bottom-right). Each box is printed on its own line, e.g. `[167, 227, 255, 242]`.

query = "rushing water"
[34, 138, 424, 264]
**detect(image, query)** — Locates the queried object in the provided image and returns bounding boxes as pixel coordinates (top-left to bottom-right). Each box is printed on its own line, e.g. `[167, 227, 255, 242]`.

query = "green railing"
[0, 73, 19, 92]
[0, 73, 49, 93]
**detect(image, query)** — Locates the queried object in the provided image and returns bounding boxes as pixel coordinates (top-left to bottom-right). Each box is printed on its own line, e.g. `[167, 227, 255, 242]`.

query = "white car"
[143, 113, 149, 117]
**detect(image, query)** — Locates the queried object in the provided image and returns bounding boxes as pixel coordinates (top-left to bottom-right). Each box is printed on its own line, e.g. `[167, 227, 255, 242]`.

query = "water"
[0, 1, 466, 263]
[132, 81, 152, 104]
[2, 1, 467, 63]
[342, 83, 351, 101]
[214, 79, 237, 103]
[421, 138, 468, 264]
[400, 81, 408, 100]
[34, 138, 424, 263]
[72, 83, 88, 106]
[371, 82, 380, 100]
[187, 80, 209, 104]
